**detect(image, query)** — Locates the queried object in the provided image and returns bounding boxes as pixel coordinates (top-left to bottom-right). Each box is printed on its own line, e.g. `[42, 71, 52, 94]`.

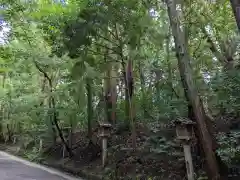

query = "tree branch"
[33, 61, 52, 86]
[201, 27, 226, 64]
[91, 42, 120, 55]
[96, 33, 120, 47]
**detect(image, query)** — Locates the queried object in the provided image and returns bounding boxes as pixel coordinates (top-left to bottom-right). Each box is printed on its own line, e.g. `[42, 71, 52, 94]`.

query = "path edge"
[0, 150, 83, 180]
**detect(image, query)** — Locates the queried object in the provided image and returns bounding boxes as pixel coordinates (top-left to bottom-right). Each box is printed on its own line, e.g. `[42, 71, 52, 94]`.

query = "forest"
[1, 0, 240, 179]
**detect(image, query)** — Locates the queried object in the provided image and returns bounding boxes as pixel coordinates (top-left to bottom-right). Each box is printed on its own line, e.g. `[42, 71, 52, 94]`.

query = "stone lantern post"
[174, 118, 196, 180]
[98, 122, 112, 167]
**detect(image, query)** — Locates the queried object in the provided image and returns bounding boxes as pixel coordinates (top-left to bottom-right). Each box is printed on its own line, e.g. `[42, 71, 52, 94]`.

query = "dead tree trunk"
[166, 1, 223, 179]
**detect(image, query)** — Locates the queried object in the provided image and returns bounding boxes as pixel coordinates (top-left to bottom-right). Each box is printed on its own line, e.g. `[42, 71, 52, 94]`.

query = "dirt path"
[0, 151, 82, 180]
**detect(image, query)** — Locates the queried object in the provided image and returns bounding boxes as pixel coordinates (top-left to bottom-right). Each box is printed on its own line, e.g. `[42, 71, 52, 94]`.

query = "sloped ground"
[40, 119, 240, 179]
[3, 117, 240, 179]
[40, 122, 188, 180]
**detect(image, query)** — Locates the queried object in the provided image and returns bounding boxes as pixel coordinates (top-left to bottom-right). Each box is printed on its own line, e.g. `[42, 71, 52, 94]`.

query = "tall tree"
[166, 0, 222, 179]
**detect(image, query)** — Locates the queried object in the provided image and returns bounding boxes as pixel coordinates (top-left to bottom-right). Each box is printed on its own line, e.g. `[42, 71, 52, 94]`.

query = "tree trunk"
[166, 33, 173, 97]
[48, 97, 57, 143]
[110, 68, 117, 125]
[139, 62, 149, 118]
[38, 74, 56, 142]
[166, 1, 222, 179]
[86, 77, 93, 139]
[230, 0, 240, 31]
[39, 76, 47, 107]
[69, 115, 73, 150]
[126, 59, 136, 148]
[34, 62, 73, 157]
[123, 69, 130, 125]
[50, 93, 74, 157]
[104, 57, 117, 125]
[122, 58, 136, 148]
[0, 74, 6, 138]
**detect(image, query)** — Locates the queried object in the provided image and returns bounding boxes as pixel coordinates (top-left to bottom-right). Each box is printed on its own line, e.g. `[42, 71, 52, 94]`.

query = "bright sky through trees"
[0, 21, 9, 44]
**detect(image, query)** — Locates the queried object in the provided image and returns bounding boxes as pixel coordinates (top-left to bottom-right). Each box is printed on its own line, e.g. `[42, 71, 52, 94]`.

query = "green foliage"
[212, 69, 240, 114]
[217, 131, 240, 164]
[0, 0, 240, 178]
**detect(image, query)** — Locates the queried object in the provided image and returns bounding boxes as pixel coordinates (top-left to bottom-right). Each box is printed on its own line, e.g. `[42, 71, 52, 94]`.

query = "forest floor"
[1, 115, 240, 179]
[0, 122, 193, 180]
[1, 122, 240, 179]
[48, 122, 191, 180]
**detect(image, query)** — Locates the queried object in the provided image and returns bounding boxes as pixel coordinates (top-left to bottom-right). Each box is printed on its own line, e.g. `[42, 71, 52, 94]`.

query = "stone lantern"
[175, 118, 195, 141]
[174, 118, 196, 180]
[98, 122, 112, 167]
